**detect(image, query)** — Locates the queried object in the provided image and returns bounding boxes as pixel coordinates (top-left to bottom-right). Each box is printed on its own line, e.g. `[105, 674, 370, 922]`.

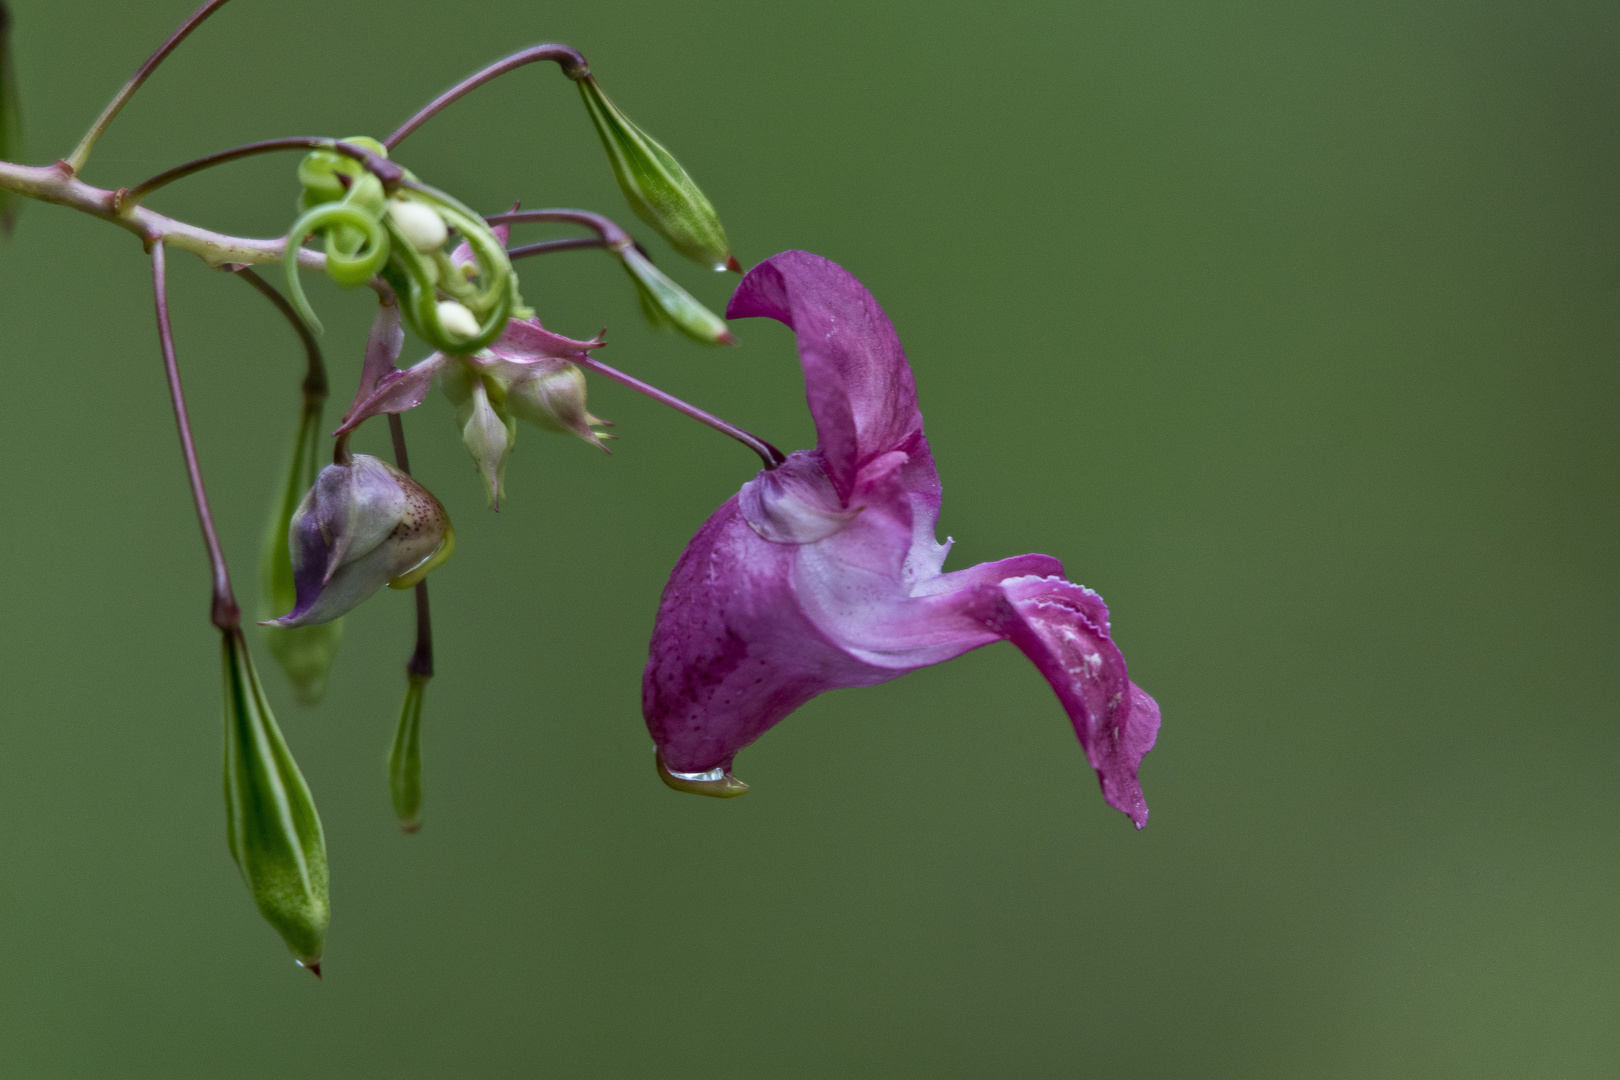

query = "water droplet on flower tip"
[655, 752, 749, 798]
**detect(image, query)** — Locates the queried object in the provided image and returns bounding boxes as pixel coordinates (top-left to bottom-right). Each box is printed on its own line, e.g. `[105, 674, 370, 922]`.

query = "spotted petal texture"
[643, 251, 1159, 826]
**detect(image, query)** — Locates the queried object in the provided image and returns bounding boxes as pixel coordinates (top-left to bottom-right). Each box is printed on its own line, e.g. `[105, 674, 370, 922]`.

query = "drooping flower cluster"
[0, 1, 1162, 977]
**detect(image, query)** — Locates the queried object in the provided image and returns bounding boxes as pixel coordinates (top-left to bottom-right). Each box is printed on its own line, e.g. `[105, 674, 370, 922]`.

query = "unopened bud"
[260, 406, 343, 704]
[388, 675, 427, 833]
[620, 246, 734, 345]
[265, 454, 454, 628]
[506, 363, 611, 449]
[436, 300, 480, 342]
[222, 629, 329, 971]
[387, 196, 448, 253]
[444, 362, 515, 508]
[577, 75, 736, 271]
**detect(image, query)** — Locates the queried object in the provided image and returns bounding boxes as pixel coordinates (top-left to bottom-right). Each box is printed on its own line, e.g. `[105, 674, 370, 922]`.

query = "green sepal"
[0, 1, 23, 235]
[260, 403, 342, 705]
[222, 629, 330, 970]
[619, 246, 734, 345]
[388, 675, 427, 833]
[577, 75, 734, 271]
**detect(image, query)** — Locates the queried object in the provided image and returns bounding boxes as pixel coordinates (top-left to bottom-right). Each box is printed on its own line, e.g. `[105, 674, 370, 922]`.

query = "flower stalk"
[65, 0, 236, 175]
[385, 43, 590, 150]
[387, 413, 434, 833]
[152, 240, 237, 630]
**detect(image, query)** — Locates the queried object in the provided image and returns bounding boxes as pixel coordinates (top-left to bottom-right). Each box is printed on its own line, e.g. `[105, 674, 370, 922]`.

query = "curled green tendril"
[384, 183, 520, 354]
[284, 139, 394, 335]
[282, 140, 522, 352]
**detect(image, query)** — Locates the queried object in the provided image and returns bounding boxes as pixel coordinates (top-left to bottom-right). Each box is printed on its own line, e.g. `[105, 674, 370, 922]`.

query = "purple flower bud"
[264, 454, 454, 628]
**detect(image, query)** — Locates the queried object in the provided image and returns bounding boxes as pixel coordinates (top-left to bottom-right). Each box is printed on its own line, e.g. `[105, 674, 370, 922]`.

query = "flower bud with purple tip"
[265, 454, 454, 628]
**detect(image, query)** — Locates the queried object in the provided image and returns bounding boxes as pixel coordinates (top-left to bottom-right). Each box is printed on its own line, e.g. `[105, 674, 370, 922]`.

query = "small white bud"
[436, 301, 480, 342]
[387, 197, 449, 253]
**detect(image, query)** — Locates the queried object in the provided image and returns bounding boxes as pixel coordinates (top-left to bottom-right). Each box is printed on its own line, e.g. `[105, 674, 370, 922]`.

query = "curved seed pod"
[577, 75, 735, 271]
[388, 675, 427, 833]
[618, 246, 734, 345]
[260, 404, 343, 704]
[222, 629, 329, 972]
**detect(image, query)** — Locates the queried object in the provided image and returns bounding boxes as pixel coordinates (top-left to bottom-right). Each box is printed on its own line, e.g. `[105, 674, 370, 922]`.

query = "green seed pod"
[260, 404, 342, 705]
[0, 1, 22, 235]
[577, 75, 736, 272]
[222, 629, 330, 973]
[619, 245, 734, 346]
[388, 675, 427, 834]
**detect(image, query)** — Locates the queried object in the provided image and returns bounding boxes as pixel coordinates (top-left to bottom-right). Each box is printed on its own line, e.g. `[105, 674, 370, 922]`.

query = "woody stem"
[66, 0, 237, 174]
[151, 241, 240, 630]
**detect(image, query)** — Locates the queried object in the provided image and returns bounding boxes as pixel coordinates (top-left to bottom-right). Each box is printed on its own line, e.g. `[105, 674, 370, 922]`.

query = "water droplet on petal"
[656, 751, 748, 798]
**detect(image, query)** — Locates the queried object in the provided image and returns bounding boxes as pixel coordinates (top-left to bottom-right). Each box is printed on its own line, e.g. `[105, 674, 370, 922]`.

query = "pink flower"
[643, 252, 1160, 826]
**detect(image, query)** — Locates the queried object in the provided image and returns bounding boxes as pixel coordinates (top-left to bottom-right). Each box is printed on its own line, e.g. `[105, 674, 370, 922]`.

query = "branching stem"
[0, 159, 328, 269]
[151, 241, 240, 630]
[67, 0, 237, 175]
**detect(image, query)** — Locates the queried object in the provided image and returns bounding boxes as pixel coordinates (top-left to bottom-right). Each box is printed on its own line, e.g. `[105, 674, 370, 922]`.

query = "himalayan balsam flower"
[643, 251, 1160, 826]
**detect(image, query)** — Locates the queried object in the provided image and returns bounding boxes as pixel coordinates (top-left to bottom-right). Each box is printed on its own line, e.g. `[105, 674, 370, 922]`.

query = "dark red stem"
[577, 356, 784, 470]
[507, 237, 608, 260]
[67, 0, 237, 173]
[119, 138, 402, 210]
[388, 413, 434, 680]
[385, 44, 590, 150]
[151, 242, 239, 630]
[233, 266, 327, 405]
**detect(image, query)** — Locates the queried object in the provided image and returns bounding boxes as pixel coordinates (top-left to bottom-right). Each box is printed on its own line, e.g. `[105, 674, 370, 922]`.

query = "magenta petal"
[350, 299, 404, 408]
[978, 576, 1160, 828]
[451, 224, 509, 269]
[487, 317, 603, 362]
[646, 252, 1158, 824]
[643, 496, 865, 774]
[727, 252, 922, 503]
[334, 353, 448, 437]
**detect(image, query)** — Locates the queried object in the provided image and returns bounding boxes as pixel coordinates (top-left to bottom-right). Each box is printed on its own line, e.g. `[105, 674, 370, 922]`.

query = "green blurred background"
[1, 0, 1617, 1075]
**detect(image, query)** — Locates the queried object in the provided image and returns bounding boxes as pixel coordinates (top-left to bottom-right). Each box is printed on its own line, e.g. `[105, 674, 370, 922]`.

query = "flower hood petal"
[726, 251, 922, 504]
